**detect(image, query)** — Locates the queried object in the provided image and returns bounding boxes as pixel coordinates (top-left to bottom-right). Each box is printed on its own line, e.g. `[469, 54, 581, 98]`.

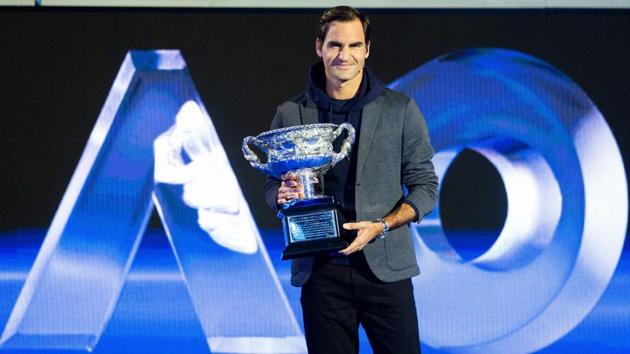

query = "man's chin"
[332, 72, 360, 83]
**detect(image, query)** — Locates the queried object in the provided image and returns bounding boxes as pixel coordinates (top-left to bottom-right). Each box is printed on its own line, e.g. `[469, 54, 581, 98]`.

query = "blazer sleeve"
[401, 98, 439, 221]
[263, 107, 284, 212]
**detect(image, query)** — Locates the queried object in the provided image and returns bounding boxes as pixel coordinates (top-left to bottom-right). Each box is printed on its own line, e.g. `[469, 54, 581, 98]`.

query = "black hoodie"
[306, 62, 385, 221]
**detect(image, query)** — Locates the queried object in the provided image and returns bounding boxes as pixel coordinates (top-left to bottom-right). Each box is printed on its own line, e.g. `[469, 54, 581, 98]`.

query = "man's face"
[316, 19, 370, 85]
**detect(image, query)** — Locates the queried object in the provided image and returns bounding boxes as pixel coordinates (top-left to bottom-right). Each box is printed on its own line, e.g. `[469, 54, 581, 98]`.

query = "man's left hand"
[339, 221, 384, 255]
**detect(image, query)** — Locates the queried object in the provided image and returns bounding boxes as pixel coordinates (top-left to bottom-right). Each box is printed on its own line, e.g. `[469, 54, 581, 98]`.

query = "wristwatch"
[373, 218, 390, 239]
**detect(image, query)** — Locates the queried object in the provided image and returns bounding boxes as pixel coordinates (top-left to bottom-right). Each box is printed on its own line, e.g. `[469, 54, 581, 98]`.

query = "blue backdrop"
[0, 48, 627, 353]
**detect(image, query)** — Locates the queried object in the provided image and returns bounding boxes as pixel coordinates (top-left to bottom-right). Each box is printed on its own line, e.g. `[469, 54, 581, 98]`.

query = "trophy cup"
[242, 123, 355, 259]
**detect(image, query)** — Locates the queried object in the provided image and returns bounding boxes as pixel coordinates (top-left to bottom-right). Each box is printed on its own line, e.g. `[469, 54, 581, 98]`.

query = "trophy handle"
[242, 136, 273, 175]
[331, 122, 356, 166]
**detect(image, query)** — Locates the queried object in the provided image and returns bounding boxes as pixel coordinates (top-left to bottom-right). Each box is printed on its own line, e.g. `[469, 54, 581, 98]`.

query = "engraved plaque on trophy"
[242, 123, 355, 259]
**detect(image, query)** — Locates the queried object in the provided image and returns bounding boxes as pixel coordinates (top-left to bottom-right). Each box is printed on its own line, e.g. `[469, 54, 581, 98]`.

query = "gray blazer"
[264, 88, 438, 286]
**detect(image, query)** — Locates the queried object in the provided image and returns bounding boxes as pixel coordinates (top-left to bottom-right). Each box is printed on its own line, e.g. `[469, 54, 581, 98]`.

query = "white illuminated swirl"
[154, 101, 257, 254]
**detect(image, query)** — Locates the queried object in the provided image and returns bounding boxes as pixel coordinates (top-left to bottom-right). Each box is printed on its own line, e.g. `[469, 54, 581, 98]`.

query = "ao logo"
[392, 48, 627, 353]
[0, 49, 626, 354]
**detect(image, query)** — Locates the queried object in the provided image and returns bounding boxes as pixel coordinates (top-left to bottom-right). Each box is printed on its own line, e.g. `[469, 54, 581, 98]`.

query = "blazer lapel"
[301, 100, 319, 125]
[356, 95, 384, 179]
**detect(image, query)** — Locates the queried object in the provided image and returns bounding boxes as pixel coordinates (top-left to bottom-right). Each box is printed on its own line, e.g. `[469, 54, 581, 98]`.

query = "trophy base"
[281, 237, 348, 260]
[278, 197, 348, 260]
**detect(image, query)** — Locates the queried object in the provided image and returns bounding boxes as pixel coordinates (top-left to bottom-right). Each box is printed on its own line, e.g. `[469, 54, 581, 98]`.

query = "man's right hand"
[277, 172, 304, 207]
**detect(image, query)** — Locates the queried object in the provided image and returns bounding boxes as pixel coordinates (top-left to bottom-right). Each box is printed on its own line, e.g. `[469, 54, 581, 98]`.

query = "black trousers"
[300, 258, 421, 354]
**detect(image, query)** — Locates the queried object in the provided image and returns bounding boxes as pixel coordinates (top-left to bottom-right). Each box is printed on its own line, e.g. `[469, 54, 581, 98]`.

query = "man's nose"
[338, 46, 349, 59]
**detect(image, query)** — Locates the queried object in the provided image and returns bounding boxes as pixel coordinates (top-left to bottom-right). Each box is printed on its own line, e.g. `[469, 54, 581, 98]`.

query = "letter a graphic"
[0, 50, 306, 353]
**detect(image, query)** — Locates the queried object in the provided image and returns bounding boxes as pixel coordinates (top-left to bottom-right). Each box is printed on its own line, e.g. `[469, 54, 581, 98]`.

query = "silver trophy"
[242, 123, 355, 259]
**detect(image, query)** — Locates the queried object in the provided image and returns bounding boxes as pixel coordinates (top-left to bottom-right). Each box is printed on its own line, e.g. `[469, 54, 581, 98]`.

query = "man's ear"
[366, 41, 371, 58]
[315, 38, 323, 58]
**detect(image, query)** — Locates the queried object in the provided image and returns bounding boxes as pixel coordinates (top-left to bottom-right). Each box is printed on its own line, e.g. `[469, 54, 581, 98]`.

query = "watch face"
[373, 218, 389, 237]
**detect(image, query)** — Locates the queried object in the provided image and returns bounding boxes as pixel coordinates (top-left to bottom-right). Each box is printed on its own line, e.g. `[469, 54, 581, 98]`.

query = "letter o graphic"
[390, 48, 628, 353]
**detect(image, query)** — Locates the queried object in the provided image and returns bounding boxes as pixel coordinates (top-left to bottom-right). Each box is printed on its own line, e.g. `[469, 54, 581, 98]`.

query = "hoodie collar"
[306, 61, 384, 113]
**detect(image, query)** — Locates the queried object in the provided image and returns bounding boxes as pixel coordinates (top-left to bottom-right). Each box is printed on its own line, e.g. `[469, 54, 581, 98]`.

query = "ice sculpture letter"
[0, 50, 305, 354]
[391, 48, 628, 354]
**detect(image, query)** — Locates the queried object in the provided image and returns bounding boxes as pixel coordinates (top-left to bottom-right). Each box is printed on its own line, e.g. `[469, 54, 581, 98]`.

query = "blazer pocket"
[384, 228, 417, 271]
[363, 160, 399, 172]
[371, 131, 398, 141]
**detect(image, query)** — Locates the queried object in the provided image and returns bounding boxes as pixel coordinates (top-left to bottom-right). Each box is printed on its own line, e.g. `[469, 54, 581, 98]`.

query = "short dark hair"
[316, 6, 371, 43]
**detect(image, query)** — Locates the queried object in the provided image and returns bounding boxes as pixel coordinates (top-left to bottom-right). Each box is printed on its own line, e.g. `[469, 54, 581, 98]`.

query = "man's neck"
[325, 70, 363, 99]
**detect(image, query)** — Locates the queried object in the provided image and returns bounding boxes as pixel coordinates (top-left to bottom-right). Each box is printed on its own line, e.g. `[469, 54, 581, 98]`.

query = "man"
[264, 6, 438, 354]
